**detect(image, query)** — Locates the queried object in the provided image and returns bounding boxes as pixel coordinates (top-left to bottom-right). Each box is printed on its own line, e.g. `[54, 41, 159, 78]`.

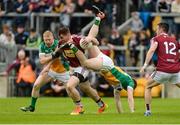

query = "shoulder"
[39, 42, 45, 51]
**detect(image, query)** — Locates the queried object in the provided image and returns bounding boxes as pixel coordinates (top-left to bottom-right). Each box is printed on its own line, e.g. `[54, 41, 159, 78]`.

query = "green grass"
[0, 97, 180, 124]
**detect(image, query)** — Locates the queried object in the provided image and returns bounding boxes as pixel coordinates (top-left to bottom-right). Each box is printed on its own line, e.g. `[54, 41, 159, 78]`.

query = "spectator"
[38, 0, 52, 13]
[139, 31, 149, 62]
[109, 29, 125, 66]
[52, 0, 64, 13]
[0, 1, 5, 16]
[128, 32, 140, 66]
[26, 28, 41, 65]
[91, 0, 106, 12]
[15, 24, 29, 49]
[0, 0, 14, 28]
[72, 0, 92, 33]
[0, 49, 26, 76]
[50, 0, 65, 33]
[0, 24, 15, 45]
[139, 0, 155, 12]
[62, 0, 75, 26]
[29, 0, 40, 13]
[130, 12, 144, 33]
[14, 0, 29, 26]
[74, 0, 92, 13]
[0, 49, 36, 97]
[64, 0, 75, 14]
[26, 28, 41, 48]
[16, 53, 36, 97]
[0, 24, 16, 64]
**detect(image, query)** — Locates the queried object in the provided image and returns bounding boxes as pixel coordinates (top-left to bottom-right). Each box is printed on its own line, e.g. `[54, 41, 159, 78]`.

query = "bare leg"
[32, 69, 52, 98]
[144, 78, 160, 115]
[73, 49, 103, 71]
[66, 76, 82, 106]
[79, 81, 100, 102]
[79, 80, 106, 113]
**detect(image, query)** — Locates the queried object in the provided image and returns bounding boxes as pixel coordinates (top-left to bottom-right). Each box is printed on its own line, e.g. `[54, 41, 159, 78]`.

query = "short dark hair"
[132, 79, 137, 90]
[59, 26, 70, 35]
[158, 22, 169, 33]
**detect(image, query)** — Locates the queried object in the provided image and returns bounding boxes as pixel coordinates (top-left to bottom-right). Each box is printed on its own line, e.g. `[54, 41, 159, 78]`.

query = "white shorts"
[151, 71, 180, 84]
[48, 69, 70, 84]
[97, 52, 115, 70]
[72, 66, 89, 79]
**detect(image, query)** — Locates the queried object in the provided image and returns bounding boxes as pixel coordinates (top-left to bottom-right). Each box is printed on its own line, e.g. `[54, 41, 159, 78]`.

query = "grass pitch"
[0, 97, 180, 124]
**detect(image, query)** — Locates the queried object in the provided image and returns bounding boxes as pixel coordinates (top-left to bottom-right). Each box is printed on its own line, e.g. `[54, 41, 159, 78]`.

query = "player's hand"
[81, 38, 90, 48]
[140, 67, 145, 74]
[97, 12, 105, 19]
[51, 51, 61, 59]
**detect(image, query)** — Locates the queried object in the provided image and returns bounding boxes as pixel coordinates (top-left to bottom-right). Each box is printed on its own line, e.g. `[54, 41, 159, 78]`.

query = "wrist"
[143, 63, 148, 69]
[94, 17, 101, 26]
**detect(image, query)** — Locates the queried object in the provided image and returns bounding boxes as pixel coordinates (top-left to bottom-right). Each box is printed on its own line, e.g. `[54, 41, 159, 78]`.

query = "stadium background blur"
[0, 0, 179, 98]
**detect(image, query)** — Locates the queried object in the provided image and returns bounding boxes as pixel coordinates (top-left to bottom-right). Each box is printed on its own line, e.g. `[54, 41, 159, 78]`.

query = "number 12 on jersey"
[164, 42, 176, 55]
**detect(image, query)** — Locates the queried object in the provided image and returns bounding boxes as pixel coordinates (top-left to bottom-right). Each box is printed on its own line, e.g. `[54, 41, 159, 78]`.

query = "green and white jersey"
[39, 40, 69, 73]
[100, 66, 135, 90]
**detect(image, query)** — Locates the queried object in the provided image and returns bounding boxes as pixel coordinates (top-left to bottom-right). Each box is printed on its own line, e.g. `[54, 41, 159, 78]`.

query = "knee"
[66, 84, 74, 92]
[33, 84, 40, 91]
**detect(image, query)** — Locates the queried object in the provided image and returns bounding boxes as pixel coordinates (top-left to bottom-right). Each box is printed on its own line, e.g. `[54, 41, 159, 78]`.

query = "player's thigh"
[72, 67, 89, 83]
[34, 72, 52, 88]
[66, 75, 79, 88]
[97, 53, 114, 70]
[169, 72, 180, 85]
[146, 77, 160, 89]
[79, 80, 92, 91]
[49, 70, 70, 84]
[85, 58, 103, 71]
[151, 71, 171, 84]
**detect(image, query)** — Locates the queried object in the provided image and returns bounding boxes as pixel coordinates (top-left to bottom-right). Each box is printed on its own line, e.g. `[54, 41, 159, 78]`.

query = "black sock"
[146, 104, 150, 111]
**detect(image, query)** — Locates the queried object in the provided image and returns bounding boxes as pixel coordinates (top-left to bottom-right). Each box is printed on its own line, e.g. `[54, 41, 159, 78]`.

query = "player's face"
[43, 35, 54, 47]
[59, 33, 71, 43]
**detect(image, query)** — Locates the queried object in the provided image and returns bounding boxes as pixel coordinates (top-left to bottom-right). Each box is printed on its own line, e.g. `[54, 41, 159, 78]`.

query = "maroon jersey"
[59, 35, 85, 67]
[151, 33, 180, 73]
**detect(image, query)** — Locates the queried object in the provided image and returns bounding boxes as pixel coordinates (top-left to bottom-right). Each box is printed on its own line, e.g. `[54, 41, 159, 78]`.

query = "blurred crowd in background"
[0, 0, 179, 97]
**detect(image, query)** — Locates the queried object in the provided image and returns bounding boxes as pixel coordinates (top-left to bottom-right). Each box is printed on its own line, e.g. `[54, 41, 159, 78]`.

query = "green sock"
[94, 17, 101, 26]
[31, 97, 37, 108]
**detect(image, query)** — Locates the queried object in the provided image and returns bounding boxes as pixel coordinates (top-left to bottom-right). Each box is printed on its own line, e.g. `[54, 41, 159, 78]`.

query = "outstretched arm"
[127, 87, 135, 113]
[140, 41, 158, 74]
[114, 89, 124, 113]
[88, 12, 105, 38]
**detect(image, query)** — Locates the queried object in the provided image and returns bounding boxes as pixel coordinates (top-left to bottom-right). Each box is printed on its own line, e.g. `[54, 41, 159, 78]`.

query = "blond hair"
[43, 31, 53, 37]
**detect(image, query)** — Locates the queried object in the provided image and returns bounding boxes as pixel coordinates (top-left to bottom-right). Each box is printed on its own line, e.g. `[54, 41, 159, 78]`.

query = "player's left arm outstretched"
[140, 40, 158, 74]
[127, 87, 135, 113]
[114, 89, 124, 113]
